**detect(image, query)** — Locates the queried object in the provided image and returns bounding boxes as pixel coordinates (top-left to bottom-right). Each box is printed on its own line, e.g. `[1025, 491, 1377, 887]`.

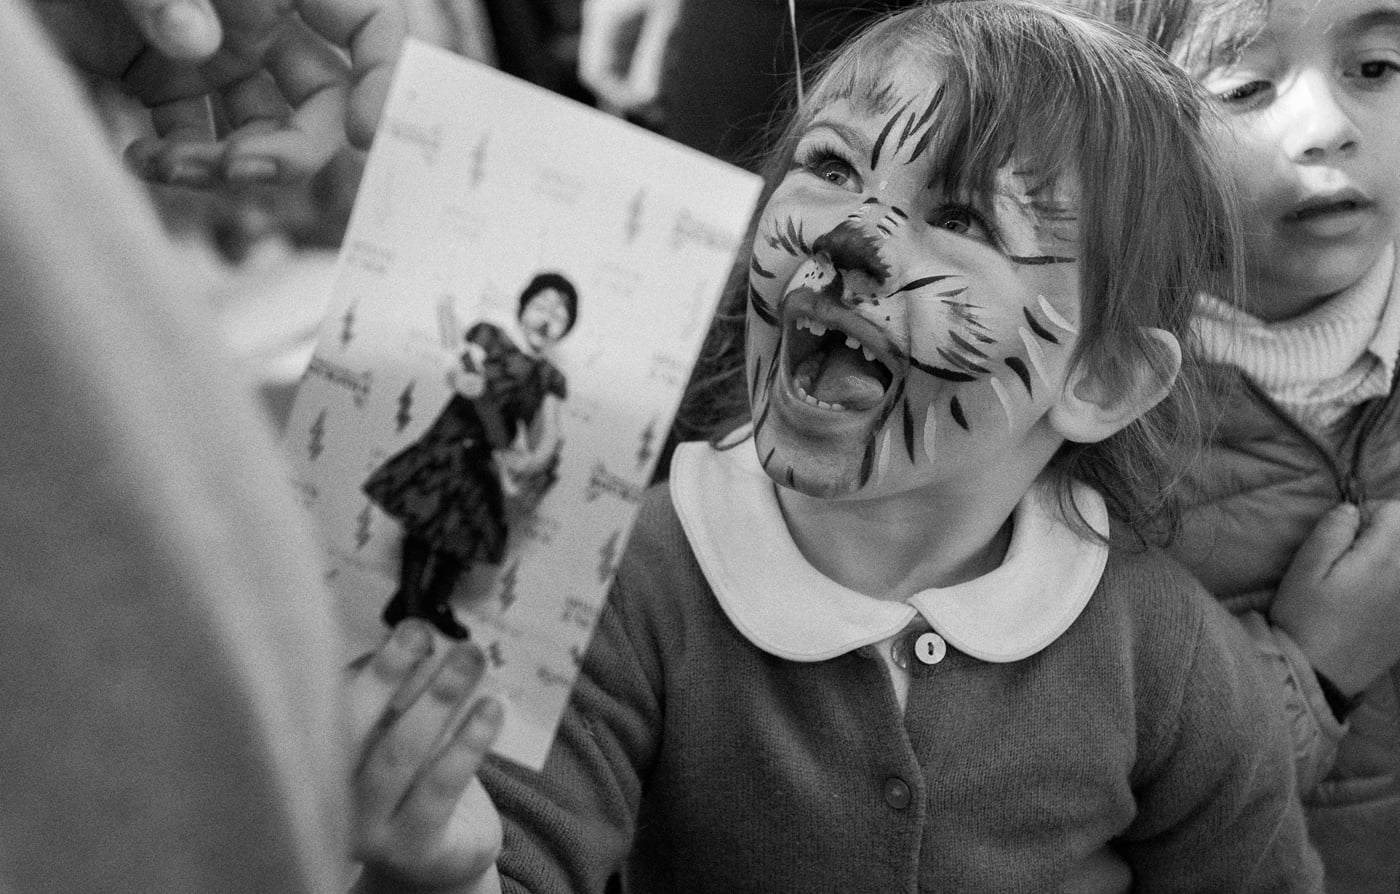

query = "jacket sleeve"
[1119, 591, 1324, 892]
[480, 562, 664, 893]
[1236, 609, 1348, 795]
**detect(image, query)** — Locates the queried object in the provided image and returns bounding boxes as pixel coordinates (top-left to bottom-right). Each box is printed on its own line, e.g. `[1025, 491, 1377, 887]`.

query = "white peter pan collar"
[670, 438, 1109, 664]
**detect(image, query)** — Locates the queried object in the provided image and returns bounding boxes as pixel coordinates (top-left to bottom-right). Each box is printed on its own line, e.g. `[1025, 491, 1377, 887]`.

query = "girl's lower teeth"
[793, 372, 846, 411]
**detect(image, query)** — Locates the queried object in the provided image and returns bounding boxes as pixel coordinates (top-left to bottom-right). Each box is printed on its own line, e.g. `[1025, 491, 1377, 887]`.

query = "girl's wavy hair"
[1063, 0, 1272, 77]
[676, 0, 1243, 545]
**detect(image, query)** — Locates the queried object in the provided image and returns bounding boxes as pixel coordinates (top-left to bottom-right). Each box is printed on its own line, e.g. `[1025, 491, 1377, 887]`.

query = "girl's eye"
[795, 145, 861, 192]
[1216, 79, 1270, 104]
[814, 158, 855, 187]
[928, 206, 994, 243]
[1354, 58, 1400, 83]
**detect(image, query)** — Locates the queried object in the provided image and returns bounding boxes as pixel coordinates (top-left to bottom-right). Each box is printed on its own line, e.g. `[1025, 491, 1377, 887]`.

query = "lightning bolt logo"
[340, 302, 357, 349]
[598, 529, 621, 584]
[396, 381, 415, 433]
[636, 419, 657, 469]
[497, 559, 520, 612]
[354, 502, 372, 550]
[469, 135, 489, 189]
[308, 409, 327, 461]
[626, 189, 645, 243]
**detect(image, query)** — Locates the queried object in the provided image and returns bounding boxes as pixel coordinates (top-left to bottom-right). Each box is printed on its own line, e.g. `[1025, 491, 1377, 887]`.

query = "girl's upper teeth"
[798, 317, 880, 364]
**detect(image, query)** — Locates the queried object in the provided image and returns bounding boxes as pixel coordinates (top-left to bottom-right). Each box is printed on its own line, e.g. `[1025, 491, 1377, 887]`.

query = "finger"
[125, 95, 223, 185]
[221, 23, 350, 182]
[435, 0, 497, 61]
[625, 1, 680, 106]
[1353, 499, 1400, 551]
[357, 642, 488, 814]
[220, 70, 292, 134]
[30, 3, 146, 78]
[1293, 502, 1362, 578]
[346, 619, 437, 747]
[577, 5, 641, 108]
[117, 0, 223, 62]
[295, 0, 409, 147]
[395, 698, 504, 838]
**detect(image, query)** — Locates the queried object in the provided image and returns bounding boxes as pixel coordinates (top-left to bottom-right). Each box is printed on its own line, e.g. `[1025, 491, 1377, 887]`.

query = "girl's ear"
[1049, 328, 1181, 444]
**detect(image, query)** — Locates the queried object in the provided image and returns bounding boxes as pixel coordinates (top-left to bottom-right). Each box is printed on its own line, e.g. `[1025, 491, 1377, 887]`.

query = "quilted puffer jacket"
[1171, 362, 1400, 893]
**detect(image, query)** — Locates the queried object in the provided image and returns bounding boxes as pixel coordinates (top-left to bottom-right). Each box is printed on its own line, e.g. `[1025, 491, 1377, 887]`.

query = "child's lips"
[1279, 190, 1375, 239]
[1285, 191, 1371, 222]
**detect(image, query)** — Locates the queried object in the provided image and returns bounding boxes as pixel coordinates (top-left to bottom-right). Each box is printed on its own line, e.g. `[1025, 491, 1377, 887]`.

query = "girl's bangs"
[801, 8, 1089, 207]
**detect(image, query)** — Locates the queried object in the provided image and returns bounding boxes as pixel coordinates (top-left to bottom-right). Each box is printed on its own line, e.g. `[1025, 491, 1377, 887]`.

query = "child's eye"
[1352, 57, 1400, 84]
[928, 206, 997, 244]
[794, 145, 861, 192]
[1215, 79, 1270, 104]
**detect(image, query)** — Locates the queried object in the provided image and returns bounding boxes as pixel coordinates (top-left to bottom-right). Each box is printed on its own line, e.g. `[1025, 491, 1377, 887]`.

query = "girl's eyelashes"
[1214, 79, 1270, 105]
[793, 143, 861, 192]
[927, 204, 1002, 248]
[1352, 56, 1400, 86]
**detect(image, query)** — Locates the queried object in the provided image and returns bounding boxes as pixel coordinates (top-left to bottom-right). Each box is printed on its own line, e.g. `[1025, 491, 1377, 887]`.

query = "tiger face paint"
[747, 67, 1084, 501]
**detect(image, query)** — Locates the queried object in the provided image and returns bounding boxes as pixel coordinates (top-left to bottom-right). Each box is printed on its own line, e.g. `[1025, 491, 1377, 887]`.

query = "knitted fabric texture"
[1193, 243, 1400, 433]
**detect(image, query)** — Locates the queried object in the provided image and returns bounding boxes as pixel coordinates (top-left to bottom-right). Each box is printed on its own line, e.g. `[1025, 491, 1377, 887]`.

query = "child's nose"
[1282, 72, 1360, 162]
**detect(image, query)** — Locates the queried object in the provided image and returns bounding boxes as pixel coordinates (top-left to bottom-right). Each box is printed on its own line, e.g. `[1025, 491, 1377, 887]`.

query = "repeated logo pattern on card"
[283, 41, 762, 770]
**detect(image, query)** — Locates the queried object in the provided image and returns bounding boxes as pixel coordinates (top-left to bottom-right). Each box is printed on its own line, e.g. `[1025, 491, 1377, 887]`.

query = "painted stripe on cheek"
[876, 429, 892, 484]
[990, 376, 1015, 430]
[1037, 295, 1078, 334]
[923, 406, 938, 464]
[1018, 328, 1053, 388]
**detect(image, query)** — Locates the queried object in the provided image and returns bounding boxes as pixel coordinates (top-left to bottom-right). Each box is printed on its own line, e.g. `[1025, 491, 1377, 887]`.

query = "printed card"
[282, 40, 762, 770]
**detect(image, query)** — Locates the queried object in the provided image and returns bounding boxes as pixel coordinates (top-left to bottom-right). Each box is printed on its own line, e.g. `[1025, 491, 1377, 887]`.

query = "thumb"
[624, 3, 681, 106]
[1292, 502, 1362, 579]
[119, 0, 222, 61]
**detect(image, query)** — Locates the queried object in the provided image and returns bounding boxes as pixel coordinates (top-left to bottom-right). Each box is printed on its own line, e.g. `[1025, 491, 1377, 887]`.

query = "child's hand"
[577, 0, 681, 115]
[447, 368, 487, 399]
[347, 620, 506, 894]
[34, 0, 405, 186]
[445, 344, 487, 398]
[1274, 500, 1400, 696]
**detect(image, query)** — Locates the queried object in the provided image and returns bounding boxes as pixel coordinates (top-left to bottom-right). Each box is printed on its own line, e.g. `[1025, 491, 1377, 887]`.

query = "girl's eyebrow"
[1347, 7, 1400, 37]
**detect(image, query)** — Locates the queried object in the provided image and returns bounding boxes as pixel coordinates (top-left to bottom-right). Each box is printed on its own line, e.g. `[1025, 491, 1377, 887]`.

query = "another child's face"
[519, 288, 571, 350]
[746, 63, 1085, 501]
[1199, 0, 1400, 317]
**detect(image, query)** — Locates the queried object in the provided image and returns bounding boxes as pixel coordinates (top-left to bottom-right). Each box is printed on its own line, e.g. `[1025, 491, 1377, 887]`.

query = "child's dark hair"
[518, 271, 580, 336]
[677, 0, 1243, 545]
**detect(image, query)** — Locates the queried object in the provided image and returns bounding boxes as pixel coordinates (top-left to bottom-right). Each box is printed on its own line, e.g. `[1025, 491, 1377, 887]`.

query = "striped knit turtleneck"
[1193, 243, 1400, 435]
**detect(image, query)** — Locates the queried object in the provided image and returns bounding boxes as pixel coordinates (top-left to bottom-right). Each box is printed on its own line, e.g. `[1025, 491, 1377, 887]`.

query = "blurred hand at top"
[577, 0, 680, 117]
[34, 0, 408, 186]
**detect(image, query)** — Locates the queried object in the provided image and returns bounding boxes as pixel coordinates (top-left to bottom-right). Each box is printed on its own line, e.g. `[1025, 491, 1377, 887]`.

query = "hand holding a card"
[33, 0, 406, 185]
[349, 620, 507, 894]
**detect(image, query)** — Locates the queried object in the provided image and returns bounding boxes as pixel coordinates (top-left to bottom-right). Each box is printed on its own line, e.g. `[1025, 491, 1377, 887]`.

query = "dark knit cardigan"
[481, 481, 1321, 893]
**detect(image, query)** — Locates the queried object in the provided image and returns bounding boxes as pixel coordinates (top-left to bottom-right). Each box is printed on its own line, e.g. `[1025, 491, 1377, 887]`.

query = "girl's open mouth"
[785, 315, 896, 412]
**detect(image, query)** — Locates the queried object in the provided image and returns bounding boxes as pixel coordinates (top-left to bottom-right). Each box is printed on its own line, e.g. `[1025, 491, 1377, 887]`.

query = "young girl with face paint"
[1065, 0, 1400, 887]
[344, 3, 1322, 891]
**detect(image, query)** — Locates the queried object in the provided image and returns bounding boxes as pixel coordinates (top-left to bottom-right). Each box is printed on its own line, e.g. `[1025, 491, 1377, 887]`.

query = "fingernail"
[446, 642, 485, 677]
[166, 160, 214, 186]
[464, 698, 504, 745]
[390, 619, 432, 655]
[225, 156, 280, 183]
[150, 1, 220, 58]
